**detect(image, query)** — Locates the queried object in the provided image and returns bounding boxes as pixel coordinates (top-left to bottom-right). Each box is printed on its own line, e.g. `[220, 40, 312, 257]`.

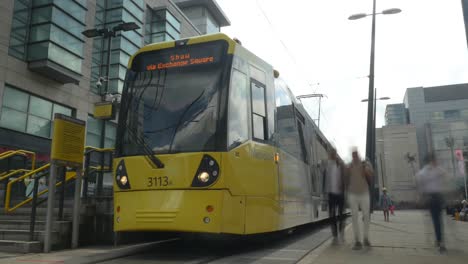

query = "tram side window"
[228, 69, 249, 148]
[251, 81, 267, 140]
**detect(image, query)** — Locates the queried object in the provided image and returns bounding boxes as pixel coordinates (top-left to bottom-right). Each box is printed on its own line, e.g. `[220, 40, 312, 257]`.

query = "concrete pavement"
[299, 210, 468, 264]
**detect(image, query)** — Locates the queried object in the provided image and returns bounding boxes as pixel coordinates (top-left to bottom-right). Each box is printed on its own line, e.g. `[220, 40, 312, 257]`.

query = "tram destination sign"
[134, 41, 225, 72]
[50, 114, 86, 167]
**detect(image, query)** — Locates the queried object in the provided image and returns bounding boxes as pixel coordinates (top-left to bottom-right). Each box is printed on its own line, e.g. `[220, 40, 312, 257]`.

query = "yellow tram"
[114, 33, 332, 235]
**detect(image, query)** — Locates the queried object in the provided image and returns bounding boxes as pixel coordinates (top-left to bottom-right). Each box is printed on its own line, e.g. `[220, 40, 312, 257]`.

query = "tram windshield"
[117, 41, 229, 157]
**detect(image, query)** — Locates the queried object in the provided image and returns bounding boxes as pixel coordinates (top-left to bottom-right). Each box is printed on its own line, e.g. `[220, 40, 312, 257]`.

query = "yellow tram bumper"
[114, 189, 245, 234]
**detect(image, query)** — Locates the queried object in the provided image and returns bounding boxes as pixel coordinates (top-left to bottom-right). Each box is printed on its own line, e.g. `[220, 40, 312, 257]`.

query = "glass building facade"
[0, 85, 73, 138]
[3, 0, 229, 151]
[91, 0, 145, 95]
[385, 103, 408, 126]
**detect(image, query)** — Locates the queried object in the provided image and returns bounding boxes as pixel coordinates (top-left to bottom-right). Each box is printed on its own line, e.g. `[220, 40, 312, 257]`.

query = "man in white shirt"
[325, 149, 345, 244]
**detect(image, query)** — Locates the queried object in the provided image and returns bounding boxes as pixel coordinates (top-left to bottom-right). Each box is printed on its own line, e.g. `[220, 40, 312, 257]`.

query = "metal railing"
[1, 146, 114, 242]
[0, 149, 36, 171]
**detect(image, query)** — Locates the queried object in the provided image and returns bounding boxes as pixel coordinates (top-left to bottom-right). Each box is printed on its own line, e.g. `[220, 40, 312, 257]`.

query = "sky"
[216, 0, 468, 160]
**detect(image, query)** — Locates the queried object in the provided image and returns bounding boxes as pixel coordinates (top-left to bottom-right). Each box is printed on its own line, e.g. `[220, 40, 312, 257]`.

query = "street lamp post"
[82, 22, 140, 196]
[350, 1, 400, 212]
[362, 91, 389, 211]
[349, 2, 401, 169]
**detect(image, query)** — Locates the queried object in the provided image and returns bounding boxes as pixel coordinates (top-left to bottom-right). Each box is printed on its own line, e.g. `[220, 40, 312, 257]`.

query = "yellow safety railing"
[3, 146, 114, 213]
[0, 150, 36, 171]
[0, 169, 30, 182]
[5, 164, 51, 213]
[85, 146, 114, 153]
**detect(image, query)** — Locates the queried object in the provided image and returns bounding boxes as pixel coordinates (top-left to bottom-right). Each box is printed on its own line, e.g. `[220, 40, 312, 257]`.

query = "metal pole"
[366, 0, 377, 213]
[450, 143, 456, 179]
[366, 0, 377, 167]
[317, 97, 322, 129]
[98, 31, 113, 196]
[71, 167, 83, 249]
[44, 161, 57, 253]
[58, 167, 66, 220]
[29, 175, 39, 241]
[380, 153, 385, 187]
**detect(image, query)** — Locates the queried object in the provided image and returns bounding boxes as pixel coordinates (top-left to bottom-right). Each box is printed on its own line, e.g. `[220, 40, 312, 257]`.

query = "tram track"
[96, 218, 339, 264]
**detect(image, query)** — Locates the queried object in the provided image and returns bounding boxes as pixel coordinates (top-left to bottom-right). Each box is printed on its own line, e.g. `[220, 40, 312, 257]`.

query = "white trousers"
[348, 192, 370, 242]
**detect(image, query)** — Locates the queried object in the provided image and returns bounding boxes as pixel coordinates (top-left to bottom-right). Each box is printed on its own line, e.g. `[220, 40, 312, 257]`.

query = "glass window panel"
[87, 116, 102, 135]
[0, 108, 27, 132]
[228, 70, 249, 147]
[3, 87, 29, 112]
[27, 115, 51, 137]
[165, 23, 180, 39]
[53, 104, 72, 117]
[27, 42, 49, 61]
[120, 29, 143, 47]
[31, 6, 53, 24]
[33, 0, 52, 6]
[29, 24, 51, 42]
[206, 12, 220, 34]
[106, 0, 124, 8]
[251, 82, 265, 116]
[444, 110, 460, 119]
[108, 80, 124, 94]
[253, 114, 265, 140]
[54, 0, 86, 22]
[8, 0, 32, 60]
[104, 138, 115, 148]
[86, 133, 101, 147]
[51, 7, 84, 39]
[74, 0, 87, 7]
[105, 8, 123, 23]
[461, 109, 468, 118]
[49, 25, 84, 56]
[131, 0, 144, 9]
[47, 42, 82, 73]
[29, 96, 53, 119]
[165, 11, 180, 29]
[111, 37, 138, 56]
[105, 122, 117, 139]
[123, 0, 144, 22]
[108, 64, 127, 80]
[432, 111, 443, 120]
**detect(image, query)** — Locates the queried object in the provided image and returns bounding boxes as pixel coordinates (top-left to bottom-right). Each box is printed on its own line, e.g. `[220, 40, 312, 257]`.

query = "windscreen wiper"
[126, 126, 164, 168]
[118, 71, 164, 169]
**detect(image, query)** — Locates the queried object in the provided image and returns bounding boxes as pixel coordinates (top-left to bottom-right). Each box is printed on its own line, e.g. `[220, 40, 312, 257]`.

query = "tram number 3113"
[147, 176, 170, 187]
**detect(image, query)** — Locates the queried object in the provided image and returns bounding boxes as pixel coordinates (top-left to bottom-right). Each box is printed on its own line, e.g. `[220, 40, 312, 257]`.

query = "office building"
[0, 0, 230, 162]
[404, 83, 468, 168]
[385, 103, 408, 126]
[376, 125, 419, 204]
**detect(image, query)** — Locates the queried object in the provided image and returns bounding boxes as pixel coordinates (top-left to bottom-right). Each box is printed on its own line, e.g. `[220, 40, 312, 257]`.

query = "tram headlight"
[116, 160, 131, 189]
[191, 155, 220, 187]
[198, 172, 210, 183]
[120, 175, 128, 186]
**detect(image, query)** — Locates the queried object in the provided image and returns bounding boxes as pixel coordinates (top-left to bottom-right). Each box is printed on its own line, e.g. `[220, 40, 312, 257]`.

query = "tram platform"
[299, 210, 468, 264]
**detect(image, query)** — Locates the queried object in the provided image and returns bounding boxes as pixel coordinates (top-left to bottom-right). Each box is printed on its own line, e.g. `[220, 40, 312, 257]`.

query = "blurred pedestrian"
[416, 153, 448, 252]
[346, 148, 374, 250]
[380, 187, 392, 222]
[325, 149, 346, 244]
